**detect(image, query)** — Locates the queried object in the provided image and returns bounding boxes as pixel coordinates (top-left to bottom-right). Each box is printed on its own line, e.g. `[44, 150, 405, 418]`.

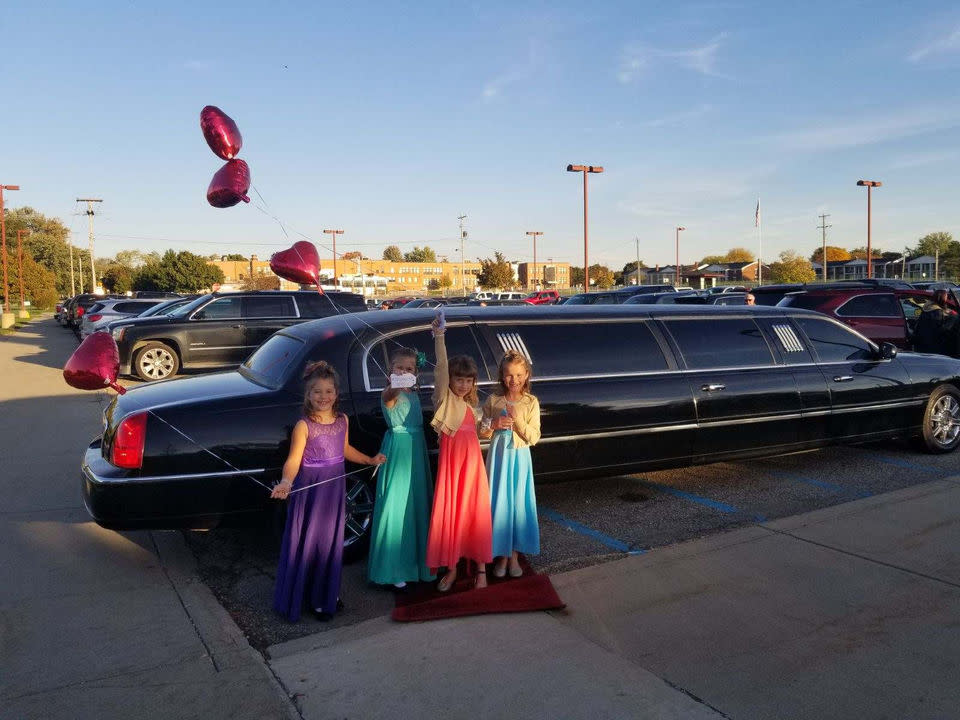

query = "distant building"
[627, 260, 769, 287]
[517, 262, 571, 290]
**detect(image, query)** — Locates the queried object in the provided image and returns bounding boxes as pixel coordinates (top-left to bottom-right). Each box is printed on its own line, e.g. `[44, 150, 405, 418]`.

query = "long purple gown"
[274, 414, 347, 622]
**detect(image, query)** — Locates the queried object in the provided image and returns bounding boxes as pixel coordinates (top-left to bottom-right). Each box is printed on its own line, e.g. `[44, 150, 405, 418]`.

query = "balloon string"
[287, 463, 379, 495]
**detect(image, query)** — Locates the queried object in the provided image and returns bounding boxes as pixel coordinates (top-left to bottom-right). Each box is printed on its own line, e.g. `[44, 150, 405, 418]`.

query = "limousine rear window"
[241, 334, 305, 387]
[794, 317, 873, 362]
[663, 318, 773, 369]
[365, 326, 489, 390]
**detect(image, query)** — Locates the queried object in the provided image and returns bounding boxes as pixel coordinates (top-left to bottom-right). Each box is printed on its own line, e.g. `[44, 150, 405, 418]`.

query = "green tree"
[101, 263, 134, 293]
[115, 249, 160, 268]
[404, 246, 437, 263]
[8, 254, 59, 309]
[134, 250, 225, 293]
[768, 251, 815, 284]
[477, 252, 514, 289]
[849, 246, 882, 260]
[723, 247, 755, 263]
[240, 274, 280, 290]
[3, 206, 77, 296]
[570, 266, 584, 287]
[810, 246, 852, 263]
[427, 278, 441, 291]
[590, 264, 615, 289]
[382, 245, 403, 261]
[699, 255, 726, 265]
[439, 274, 453, 289]
[620, 260, 647, 284]
[221, 253, 246, 261]
[913, 231, 953, 258]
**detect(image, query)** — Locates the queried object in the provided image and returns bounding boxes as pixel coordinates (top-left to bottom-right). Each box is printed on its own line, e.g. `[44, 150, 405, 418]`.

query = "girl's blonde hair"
[448, 354, 479, 406]
[302, 361, 340, 415]
[497, 349, 532, 396]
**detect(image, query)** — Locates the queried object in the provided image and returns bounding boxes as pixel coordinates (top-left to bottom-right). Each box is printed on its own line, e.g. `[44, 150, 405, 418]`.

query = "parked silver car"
[80, 299, 166, 338]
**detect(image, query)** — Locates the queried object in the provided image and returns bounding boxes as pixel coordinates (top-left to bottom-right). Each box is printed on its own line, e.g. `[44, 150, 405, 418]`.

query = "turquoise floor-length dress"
[487, 427, 540, 557]
[367, 392, 435, 584]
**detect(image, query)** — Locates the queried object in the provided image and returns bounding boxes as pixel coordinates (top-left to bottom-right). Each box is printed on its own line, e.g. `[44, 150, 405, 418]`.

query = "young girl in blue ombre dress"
[367, 347, 435, 588]
[480, 350, 541, 578]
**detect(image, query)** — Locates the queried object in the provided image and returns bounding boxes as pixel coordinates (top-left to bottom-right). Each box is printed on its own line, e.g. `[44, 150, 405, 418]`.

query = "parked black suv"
[110, 290, 366, 381]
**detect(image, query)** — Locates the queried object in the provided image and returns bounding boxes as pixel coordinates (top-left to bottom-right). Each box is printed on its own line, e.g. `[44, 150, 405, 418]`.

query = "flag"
[755, 199, 761, 228]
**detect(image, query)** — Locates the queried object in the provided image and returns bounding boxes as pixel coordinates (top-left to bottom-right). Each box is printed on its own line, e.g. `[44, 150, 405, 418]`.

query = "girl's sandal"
[474, 569, 487, 589]
[437, 571, 456, 593]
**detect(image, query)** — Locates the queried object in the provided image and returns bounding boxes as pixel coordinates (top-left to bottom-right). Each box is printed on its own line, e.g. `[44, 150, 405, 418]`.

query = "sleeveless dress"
[273, 414, 347, 622]
[368, 392, 435, 585]
[426, 408, 493, 569]
[487, 413, 540, 557]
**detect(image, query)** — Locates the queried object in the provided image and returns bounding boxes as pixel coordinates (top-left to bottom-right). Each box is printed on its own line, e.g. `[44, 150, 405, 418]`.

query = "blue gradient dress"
[486, 407, 540, 557]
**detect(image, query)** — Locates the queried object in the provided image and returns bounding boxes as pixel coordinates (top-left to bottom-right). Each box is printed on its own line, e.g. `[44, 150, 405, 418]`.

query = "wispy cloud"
[618, 33, 730, 83]
[908, 26, 960, 62]
[481, 41, 540, 102]
[771, 107, 960, 151]
[886, 149, 960, 170]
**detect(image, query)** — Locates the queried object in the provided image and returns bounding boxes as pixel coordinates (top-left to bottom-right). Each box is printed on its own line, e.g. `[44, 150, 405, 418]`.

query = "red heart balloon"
[207, 159, 251, 208]
[270, 241, 322, 288]
[63, 332, 126, 395]
[200, 105, 243, 160]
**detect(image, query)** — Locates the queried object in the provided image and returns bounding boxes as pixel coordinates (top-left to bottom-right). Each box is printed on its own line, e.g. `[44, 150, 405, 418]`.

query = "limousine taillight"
[111, 412, 147, 469]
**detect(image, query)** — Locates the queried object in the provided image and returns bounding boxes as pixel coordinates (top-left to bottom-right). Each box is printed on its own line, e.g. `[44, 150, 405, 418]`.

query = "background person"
[913, 289, 956, 355]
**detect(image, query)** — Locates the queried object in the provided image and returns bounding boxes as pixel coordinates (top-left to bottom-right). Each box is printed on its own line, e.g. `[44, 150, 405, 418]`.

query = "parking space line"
[633, 480, 767, 522]
[539, 507, 643, 554]
[873, 455, 942, 474]
[760, 469, 873, 498]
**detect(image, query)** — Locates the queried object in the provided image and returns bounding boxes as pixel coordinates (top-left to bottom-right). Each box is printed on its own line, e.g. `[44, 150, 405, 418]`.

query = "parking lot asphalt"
[9, 317, 960, 719]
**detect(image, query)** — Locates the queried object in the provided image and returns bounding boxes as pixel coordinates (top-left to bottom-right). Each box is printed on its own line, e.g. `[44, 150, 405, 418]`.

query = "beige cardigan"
[430, 333, 481, 437]
[480, 393, 541, 449]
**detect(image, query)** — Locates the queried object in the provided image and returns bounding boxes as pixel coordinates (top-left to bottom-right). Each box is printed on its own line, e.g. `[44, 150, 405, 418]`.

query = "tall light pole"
[77, 198, 102, 292]
[856, 180, 881, 279]
[458, 214, 467, 291]
[1, 184, 21, 315]
[526, 231, 543, 289]
[675, 226, 686, 285]
[323, 229, 344, 288]
[567, 164, 604, 290]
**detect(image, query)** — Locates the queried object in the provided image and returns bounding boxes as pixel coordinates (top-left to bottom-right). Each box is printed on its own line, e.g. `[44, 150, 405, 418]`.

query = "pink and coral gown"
[426, 408, 493, 570]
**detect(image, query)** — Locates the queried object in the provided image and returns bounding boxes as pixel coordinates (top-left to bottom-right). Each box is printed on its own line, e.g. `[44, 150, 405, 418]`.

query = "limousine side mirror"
[878, 342, 897, 360]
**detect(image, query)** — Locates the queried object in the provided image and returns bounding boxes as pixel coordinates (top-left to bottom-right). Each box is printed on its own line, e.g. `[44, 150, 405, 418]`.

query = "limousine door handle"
[833, 375, 854, 382]
[701, 383, 726, 392]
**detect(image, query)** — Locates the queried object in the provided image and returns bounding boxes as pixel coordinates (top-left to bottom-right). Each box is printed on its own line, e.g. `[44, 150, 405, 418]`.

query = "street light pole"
[323, 229, 344, 289]
[856, 180, 882, 279]
[1, 184, 21, 315]
[567, 164, 603, 291]
[458, 214, 467, 292]
[526, 231, 543, 289]
[675, 226, 686, 285]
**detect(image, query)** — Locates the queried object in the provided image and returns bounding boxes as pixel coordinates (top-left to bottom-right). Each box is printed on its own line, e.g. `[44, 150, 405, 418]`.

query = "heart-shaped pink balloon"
[207, 159, 251, 208]
[200, 105, 243, 160]
[270, 241, 321, 288]
[63, 332, 126, 395]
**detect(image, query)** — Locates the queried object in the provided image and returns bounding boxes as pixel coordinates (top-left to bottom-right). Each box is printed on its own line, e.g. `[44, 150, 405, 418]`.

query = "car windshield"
[240, 333, 305, 388]
[523, 292, 540, 299]
[563, 295, 590, 305]
[167, 295, 212, 317]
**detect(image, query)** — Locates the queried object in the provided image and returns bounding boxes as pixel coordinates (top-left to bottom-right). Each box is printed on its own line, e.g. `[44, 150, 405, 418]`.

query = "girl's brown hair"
[448, 354, 479, 407]
[497, 349, 532, 396]
[389, 346, 418, 370]
[302, 361, 340, 416]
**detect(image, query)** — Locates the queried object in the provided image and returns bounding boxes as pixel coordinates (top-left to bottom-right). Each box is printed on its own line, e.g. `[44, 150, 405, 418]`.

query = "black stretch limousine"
[82, 305, 960, 550]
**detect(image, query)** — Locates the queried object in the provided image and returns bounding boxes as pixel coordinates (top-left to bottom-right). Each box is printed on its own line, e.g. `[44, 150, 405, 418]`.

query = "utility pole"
[69, 244, 76, 296]
[935, 248, 940, 281]
[458, 215, 467, 292]
[77, 198, 103, 293]
[323, 229, 344, 288]
[1, 184, 21, 318]
[526, 231, 543, 289]
[635, 237, 641, 285]
[78, 252, 84, 294]
[817, 214, 832, 282]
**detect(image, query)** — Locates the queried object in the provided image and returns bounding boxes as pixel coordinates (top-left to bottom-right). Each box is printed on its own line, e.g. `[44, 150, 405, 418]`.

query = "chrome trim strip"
[772, 323, 804, 353]
[84, 466, 268, 485]
[831, 399, 923, 414]
[537, 423, 699, 443]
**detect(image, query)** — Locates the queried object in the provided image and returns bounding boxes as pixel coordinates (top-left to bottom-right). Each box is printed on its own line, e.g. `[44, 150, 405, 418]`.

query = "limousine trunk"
[82, 306, 960, 547]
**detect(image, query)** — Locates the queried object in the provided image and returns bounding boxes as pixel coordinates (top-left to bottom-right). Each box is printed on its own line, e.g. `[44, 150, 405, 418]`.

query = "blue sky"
[4, 1, 960, 270]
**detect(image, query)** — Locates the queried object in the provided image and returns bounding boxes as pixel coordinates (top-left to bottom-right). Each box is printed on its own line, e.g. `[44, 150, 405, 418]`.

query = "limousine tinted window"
[365, 326, 488, 389]
[490, 322, 668, 376]
[244, 295, 296, 318]
[795, 317, 873, 362]
[663, 318, 773, 369]
[241, 333, 305, 386]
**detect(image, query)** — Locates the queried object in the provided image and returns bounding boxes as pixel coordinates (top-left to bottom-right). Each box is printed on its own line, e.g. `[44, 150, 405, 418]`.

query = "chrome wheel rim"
[139, 348, 175, 380]
[344, 478, 374, 548]
[930, 395, 960, 447]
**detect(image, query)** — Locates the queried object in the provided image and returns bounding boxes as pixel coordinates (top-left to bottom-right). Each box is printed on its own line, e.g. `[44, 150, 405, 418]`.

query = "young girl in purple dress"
[271, 361, 386, 622]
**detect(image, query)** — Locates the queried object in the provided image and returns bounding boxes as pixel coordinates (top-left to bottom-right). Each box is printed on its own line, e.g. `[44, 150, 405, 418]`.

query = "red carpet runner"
[392, 556, 565, 622]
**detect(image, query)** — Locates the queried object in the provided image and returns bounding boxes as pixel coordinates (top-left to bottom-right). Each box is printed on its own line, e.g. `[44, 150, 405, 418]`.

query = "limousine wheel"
[134, 342, 180, 381]
[344, 477, 375, 561]
[922, 385, 960, 453]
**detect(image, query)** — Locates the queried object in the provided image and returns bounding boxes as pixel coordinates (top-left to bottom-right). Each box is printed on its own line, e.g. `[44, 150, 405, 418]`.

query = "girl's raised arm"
[271, 420, 308, 499]
[432, 327, 449, 407]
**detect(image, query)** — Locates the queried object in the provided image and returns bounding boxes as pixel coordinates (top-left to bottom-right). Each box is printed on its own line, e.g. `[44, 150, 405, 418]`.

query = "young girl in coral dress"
[271, 362, 386, 622]
[480, 350, 541, 578]
[425, 316, 493, 591]
[368, 347, 435, 588]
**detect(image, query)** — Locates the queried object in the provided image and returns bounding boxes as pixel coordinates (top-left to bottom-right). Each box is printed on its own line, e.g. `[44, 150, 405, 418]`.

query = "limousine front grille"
[772, 324, 805, 353]
[497, 332, 533, 364]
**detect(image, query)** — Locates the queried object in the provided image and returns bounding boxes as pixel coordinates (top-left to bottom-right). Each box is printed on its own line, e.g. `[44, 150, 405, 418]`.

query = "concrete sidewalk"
[5, 318, 959, 719]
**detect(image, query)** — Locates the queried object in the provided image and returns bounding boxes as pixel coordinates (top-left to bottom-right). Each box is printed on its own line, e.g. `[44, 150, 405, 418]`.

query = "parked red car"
[523, 290, 560, 305]
[778, 288, 958, 349]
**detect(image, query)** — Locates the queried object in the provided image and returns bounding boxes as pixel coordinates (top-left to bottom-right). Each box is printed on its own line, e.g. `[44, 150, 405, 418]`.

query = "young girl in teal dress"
[480, 349, 541, 578]
[367, 347, 435, 588]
